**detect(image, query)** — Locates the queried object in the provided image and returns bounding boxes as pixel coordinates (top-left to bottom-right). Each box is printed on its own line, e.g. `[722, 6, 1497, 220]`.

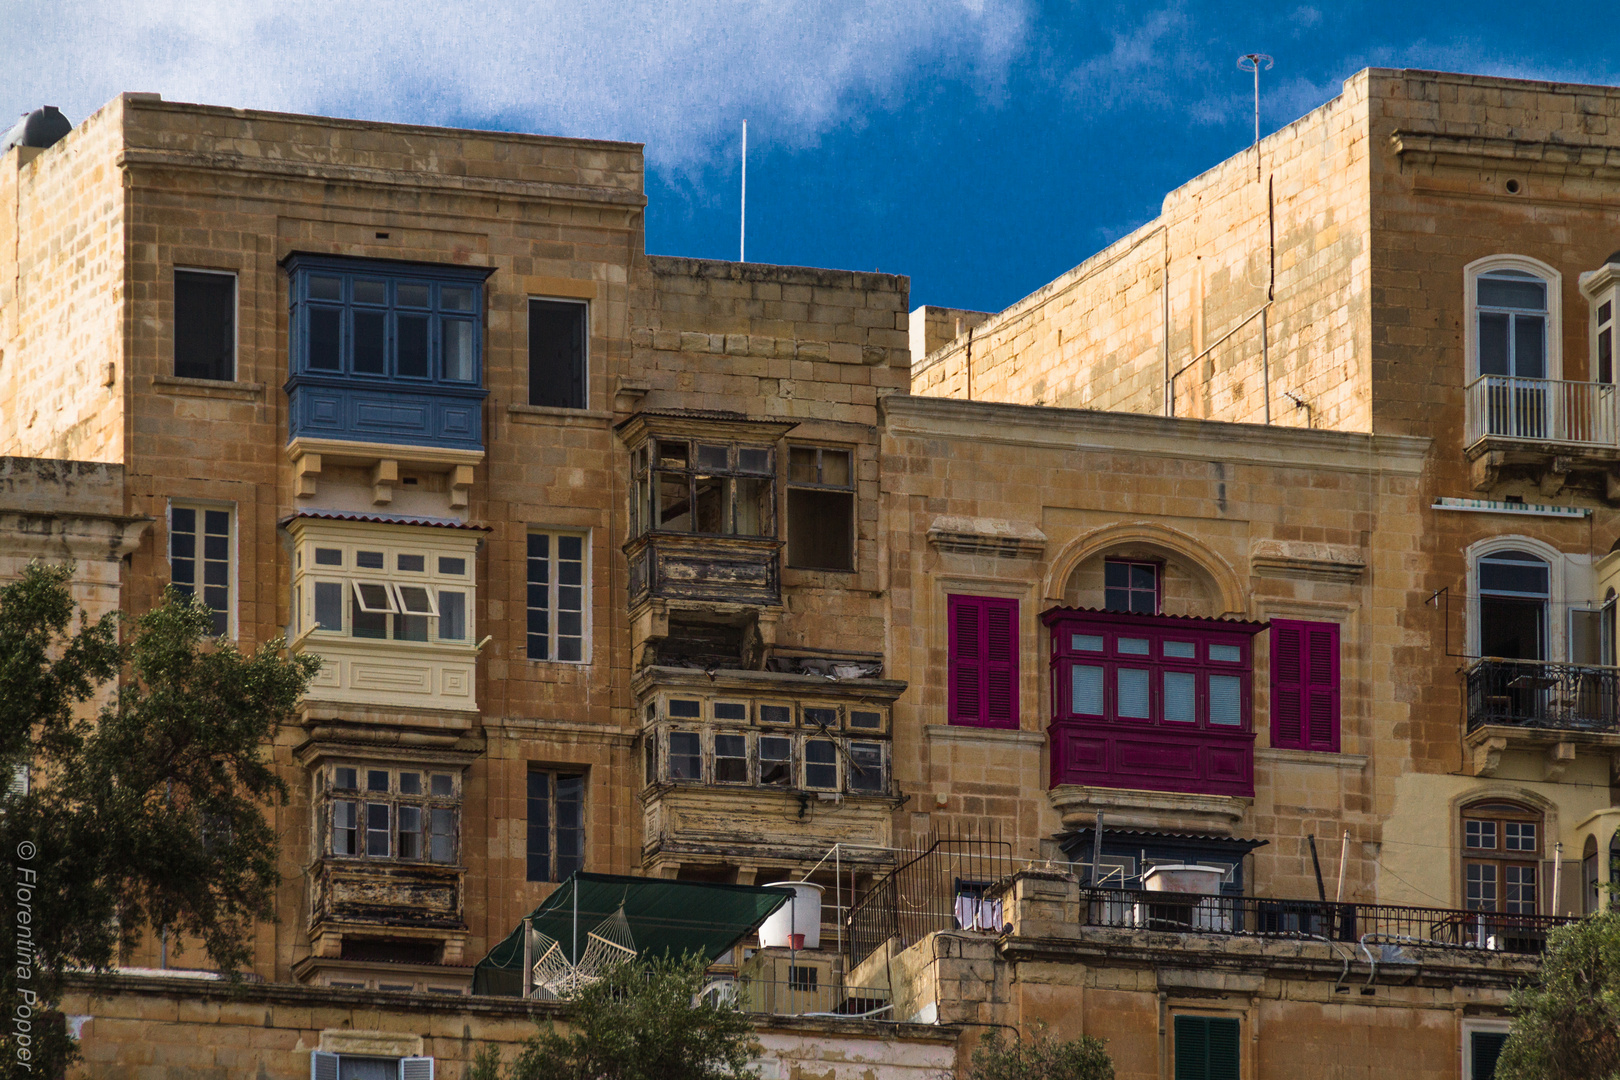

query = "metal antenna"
[1237, 53, 1273, 182]
[740, 120, 748, 263]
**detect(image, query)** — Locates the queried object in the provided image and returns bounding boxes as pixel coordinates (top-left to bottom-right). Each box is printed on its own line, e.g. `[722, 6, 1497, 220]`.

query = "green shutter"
[1208, 1018, 1241, 1080]
[1174, 1016, 1208, 1080]
[1472, 1031, 1509, 1080]
[1175, 1015, 1241, 1080]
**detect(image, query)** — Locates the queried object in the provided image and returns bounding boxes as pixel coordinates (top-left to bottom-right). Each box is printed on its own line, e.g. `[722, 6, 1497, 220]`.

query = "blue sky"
[4, 1, 1616, 312]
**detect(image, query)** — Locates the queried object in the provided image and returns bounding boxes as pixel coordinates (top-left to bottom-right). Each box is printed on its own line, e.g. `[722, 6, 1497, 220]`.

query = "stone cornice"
[0, 511, 150, 563]
[1390, 128, 1620, 180]
[882, 394, 1430, 476]
[116, 148, 648, 213]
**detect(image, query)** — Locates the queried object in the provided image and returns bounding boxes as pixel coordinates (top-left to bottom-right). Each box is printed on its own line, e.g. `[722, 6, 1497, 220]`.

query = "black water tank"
[1, 107, 72, 155]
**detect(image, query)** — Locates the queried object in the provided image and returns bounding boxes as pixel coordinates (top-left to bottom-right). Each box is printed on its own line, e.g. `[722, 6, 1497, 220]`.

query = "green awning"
[472, 872, 793, 997]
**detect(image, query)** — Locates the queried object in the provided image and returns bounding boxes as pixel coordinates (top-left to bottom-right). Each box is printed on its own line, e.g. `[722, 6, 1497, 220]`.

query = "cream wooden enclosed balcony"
[1465, 375, 1620, 494]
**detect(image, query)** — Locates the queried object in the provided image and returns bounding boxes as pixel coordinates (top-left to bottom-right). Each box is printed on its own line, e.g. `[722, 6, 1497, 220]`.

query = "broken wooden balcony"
[626, 531, 782, 608]
[1465, 657, 1620, 779]
[307, 854, 463, 939]
[1465, 375, 1620, 496]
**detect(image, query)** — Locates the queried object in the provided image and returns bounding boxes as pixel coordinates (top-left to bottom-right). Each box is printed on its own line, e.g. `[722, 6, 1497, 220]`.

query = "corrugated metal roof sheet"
[280, 510, 490, 532]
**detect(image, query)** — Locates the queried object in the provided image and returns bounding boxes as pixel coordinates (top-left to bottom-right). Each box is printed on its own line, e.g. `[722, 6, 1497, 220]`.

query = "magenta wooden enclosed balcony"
[1042, 608, 1268, 798]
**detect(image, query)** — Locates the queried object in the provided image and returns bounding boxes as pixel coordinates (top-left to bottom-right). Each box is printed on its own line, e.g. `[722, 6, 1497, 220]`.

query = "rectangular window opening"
[173, 270, 236, 382]
[528, 299, 588, 409]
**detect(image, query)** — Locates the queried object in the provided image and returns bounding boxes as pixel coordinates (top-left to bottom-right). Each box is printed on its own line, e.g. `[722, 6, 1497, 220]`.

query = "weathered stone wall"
[0, 97, 130, 461]
[912, 72, 1374, 436]
[881, 394, 1430, 902]
[62, 976, 959, 1079]
[630, 256, 910, 653]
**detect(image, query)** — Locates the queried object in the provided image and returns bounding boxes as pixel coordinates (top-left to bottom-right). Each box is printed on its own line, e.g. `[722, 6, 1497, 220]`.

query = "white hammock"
[529, 905, 637, 999]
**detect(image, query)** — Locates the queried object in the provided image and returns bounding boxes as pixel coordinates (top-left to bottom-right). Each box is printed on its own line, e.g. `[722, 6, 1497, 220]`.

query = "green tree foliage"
[498, 954, 759, 1080]
[1497, 910, 1620, 1080]
[0, 565, 320, 1076]
[968, 1028, 1115, 1080]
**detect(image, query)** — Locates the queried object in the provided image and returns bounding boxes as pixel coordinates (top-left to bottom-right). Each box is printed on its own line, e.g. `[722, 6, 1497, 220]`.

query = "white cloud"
[1, 0, 1032, 167]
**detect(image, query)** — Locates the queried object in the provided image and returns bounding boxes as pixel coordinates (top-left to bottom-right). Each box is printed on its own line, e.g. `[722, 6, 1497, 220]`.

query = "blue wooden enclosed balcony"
[283, 254, 492, 453]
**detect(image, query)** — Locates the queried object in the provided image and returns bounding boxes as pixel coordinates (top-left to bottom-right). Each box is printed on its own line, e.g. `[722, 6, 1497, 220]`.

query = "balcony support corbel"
[1543, 740, 1578, 782]
[1471, 451, 1506, 492]
[294, 453, 322, 498]
[1472, 736, 1508, 777]
[371, 459, 399, 506]
[1538, 457, 1573, 498]
[449, 464, 475, 509]
[1606, 471, 1620, 505]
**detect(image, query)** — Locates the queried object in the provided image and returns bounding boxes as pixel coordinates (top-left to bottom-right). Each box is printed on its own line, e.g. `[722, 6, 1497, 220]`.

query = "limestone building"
[4, 67, 1620, 1077]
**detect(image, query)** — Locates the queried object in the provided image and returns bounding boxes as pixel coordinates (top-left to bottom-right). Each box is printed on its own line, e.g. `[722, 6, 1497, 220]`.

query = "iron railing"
[1465, 374, 1620, 449]
[845, 831, 1013, 969]
[1079, 887, 1574, 954]
[1466, 657, 1620, 734]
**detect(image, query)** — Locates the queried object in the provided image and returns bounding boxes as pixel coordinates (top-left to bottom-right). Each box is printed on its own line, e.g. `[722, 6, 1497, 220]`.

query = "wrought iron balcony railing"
[1078, 887, 1573, 955]
[1465, 374, 1620, 450]
[1465, 657, 1620, 735]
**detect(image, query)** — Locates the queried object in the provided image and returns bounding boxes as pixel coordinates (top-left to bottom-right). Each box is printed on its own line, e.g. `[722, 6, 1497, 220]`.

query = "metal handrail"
[1465, 656, 1620, 734]
[1465, 373, 1620, 448]
[1078, 887, 1573, 955]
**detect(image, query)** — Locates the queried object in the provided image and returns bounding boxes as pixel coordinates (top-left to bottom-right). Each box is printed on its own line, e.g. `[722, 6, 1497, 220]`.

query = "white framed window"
[1465, 255, 1562, 382]
[527, 530, 589, 663]
[1466, 536, 1570, 661]
[292, 533, 473, 647]
[1461, 1019, 1511, 1080]
[168, 501, 235, 638]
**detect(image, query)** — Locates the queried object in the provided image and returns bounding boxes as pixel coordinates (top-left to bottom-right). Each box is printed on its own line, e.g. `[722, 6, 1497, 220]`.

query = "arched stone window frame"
[1465, 535, 1569, 661]
[1450, 785, 1556, 915]
[1463, 254, 1563, 383]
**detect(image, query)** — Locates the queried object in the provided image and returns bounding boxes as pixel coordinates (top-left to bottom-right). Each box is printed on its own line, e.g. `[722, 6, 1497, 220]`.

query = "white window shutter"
[9, 763, 27, 797]
[311, 1051, 339, 1080]
[400, 1058, 435, 1080]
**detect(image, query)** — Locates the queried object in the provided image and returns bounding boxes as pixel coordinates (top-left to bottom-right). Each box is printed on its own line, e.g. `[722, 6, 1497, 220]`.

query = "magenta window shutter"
[1303, 622, 1340, 751]
[1270, 619, 1339, 752]
[949, 595, 1019, 728]
[948, 595, 983, 725]
[984, 599, 1019, 728]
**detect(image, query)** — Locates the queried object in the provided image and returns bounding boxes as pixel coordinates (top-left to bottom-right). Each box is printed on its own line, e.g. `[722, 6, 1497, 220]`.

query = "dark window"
[947, 595, 1019, 728]
[1174, 1015, 1240, 1080]
[169, 505, 231, 636]
[526, 770, 586, 882]
[1476, 270, 1548, 379]
[1104, 560, 1159, 614]
[1471, 1031, 1509, 1080]
[788, 965, 818, 991]
[529, 299, 588, 409]
[787, 446, 855, 570]
[848, 742, 885, 794]
[174, 270, 235, 381]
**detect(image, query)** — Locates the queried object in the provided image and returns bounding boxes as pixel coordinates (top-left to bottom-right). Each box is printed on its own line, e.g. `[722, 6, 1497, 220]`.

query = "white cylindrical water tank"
[758, 881, 824, 949]
[1142, 864, 1223, 895]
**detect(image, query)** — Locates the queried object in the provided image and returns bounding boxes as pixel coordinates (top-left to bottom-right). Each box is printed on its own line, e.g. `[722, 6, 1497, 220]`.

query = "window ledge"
[152, 374, 265, 400]
[1255, 747, 1367, 770]
[926, 724, 1045, 746]
[507, 402, 614, 424]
